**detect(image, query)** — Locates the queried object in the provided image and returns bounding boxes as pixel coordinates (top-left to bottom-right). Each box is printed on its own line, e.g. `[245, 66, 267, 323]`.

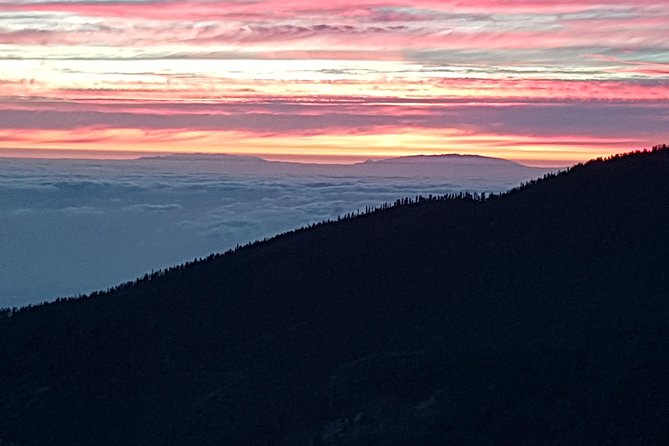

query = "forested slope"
[1, 146, 668, 445]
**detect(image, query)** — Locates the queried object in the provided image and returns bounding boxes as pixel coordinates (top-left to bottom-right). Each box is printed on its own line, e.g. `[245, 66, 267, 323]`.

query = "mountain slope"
[1, 147, 668, 445]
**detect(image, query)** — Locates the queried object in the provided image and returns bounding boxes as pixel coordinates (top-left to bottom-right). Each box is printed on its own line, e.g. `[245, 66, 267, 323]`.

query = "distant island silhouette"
[142, 152, 539, 167]
[134, 152, 552, 180]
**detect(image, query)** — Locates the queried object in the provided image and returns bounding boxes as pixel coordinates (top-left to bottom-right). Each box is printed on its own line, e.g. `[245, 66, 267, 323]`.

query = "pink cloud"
[1, 0, 667, 165]
[3, 1, 666, 19]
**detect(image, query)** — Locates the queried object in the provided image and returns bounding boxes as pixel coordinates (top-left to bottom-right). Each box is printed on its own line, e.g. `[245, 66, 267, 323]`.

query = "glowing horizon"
[1, 0, 667, 166]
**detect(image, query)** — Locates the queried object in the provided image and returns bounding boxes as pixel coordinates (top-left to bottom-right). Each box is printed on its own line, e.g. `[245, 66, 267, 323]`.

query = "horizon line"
[0, 148, 573, 169]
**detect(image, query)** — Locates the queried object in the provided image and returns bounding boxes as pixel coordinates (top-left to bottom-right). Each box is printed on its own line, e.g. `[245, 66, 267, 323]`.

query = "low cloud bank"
[0, 156, 549, 306]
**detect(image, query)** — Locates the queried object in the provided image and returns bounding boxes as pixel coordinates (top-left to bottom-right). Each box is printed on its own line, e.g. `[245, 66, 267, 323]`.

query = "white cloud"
[0, 156, 549, 307]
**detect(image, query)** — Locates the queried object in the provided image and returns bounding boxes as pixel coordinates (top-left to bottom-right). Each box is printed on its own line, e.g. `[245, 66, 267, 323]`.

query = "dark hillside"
[1, 146, 668, 445]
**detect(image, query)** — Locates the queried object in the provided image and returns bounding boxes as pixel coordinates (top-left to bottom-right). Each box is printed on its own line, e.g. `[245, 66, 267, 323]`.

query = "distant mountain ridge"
[140, 153, 272, 163]
[1, 146, 667, 445]
[144, 152, 533, 167]
[362, 153, 525, 165]
[137, 152, 550, 183]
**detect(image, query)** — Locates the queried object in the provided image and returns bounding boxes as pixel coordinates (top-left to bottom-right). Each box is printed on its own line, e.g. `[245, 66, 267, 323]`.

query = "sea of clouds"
[0, 156, 549, 307]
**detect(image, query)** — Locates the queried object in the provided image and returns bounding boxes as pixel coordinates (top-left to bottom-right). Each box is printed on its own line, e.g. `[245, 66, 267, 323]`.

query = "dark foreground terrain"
[1, 147, 668, 445]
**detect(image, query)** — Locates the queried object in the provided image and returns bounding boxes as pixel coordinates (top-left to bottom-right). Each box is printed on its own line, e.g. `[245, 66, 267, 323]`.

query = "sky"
[0, 0, 668, 166]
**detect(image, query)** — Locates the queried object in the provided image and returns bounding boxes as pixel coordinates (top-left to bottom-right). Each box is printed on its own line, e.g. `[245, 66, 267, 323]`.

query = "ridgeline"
[1, 146, 668, 445]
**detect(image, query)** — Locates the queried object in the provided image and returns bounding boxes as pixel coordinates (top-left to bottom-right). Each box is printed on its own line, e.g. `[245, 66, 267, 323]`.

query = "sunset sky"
[1, 0, 667, 166]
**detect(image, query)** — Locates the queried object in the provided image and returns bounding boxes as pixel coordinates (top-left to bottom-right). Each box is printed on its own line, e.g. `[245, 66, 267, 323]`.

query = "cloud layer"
[0, 155, 548, 307]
